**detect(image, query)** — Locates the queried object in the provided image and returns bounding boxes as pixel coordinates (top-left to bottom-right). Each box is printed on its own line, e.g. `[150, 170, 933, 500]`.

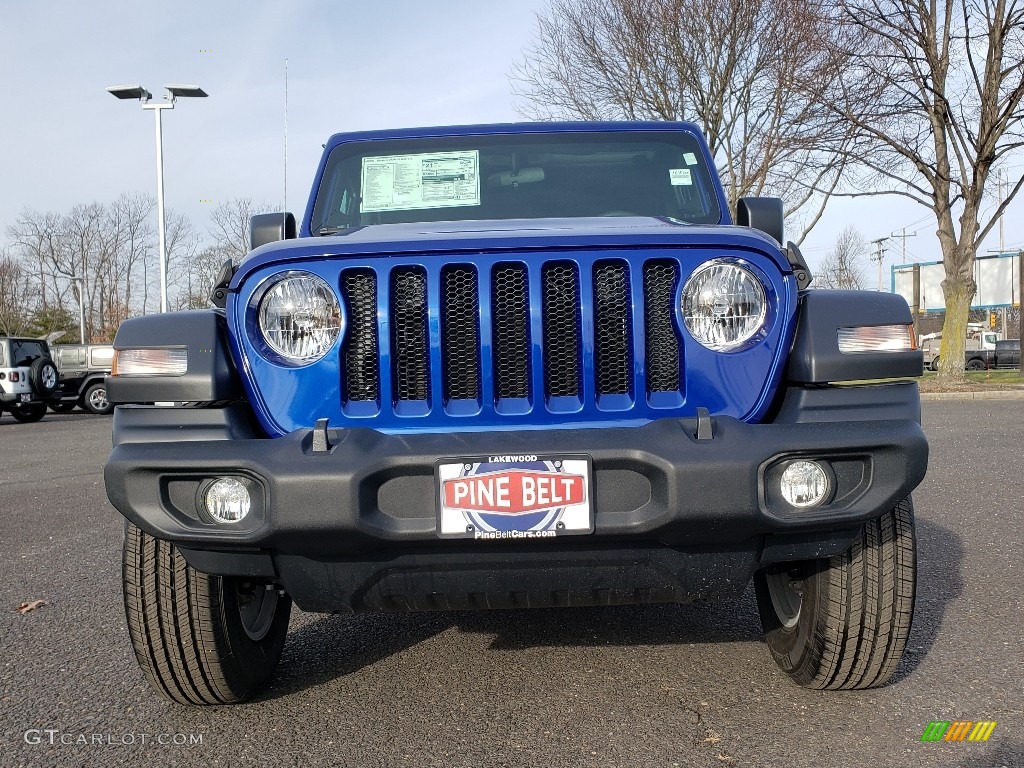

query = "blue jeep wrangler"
[104, 122, 928, 705]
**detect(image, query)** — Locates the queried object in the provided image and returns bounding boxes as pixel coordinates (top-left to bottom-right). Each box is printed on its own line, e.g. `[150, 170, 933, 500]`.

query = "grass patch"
[921, 369, 1024, 384]
[834, 370, 1024, 390]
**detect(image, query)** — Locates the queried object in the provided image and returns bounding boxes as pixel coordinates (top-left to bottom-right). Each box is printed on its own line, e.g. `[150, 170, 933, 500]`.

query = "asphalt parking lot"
[0, 402, 1021, 768]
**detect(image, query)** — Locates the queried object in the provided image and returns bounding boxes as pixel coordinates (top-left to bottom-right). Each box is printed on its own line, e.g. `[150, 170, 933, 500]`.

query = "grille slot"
[491, 264, 531, 401]
[593, 261, 632, 396]
[643, 260, 681, 393]
[391, 267, 429, 402]
[441, 265, 481, 401]
[541, 262, 582, 398]
[340, 269, 380, 402]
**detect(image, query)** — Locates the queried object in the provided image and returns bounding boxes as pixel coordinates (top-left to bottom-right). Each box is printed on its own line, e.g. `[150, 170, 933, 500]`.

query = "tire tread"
[815, 498, 916, 689]
[122, 524, 289, 705]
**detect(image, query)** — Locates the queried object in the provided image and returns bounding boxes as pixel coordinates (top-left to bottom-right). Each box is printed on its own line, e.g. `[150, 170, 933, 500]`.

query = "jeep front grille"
[338, 257, 683, 416]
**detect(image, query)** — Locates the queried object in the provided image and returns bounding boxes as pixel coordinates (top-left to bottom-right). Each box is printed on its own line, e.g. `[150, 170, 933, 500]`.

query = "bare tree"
[819, 0, 1024, 382]
[164, 210, 202, 311]
[8, 197, 160, 341]
[510, 0, 855, 241]
[208, 198, 274, 265]
[6, 209, 63, 312]
[817, 226, 868, 289]
[173, 246, 230, 310]
[0, 250, 37, 336]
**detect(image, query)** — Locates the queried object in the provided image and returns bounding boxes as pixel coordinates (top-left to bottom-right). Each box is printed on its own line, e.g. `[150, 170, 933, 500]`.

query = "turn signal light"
[112, 348, 187, 377]
[837, 324, 916, 354]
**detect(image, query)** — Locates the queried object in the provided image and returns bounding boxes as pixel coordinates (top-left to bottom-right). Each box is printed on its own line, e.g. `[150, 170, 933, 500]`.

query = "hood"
[232, 216, 791, 289]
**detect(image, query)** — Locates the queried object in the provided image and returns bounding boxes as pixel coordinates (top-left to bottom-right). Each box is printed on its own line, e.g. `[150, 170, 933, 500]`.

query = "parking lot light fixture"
[106, 83, 207, 313]
[71, 277, 85, 344]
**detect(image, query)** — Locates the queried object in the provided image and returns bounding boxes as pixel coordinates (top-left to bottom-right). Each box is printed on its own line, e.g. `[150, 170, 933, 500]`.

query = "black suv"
[51, 344, 115, 414]
[0, 337, 60, 422]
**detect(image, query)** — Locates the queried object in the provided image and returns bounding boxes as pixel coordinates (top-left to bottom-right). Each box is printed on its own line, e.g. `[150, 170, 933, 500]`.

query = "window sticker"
[361, 150, 481, 212]
[669, 168, 693, 186]
[683, 152, 699, 166]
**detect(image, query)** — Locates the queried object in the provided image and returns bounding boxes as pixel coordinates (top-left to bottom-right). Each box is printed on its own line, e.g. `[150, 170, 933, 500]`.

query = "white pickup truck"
[920, 325, 999, 371]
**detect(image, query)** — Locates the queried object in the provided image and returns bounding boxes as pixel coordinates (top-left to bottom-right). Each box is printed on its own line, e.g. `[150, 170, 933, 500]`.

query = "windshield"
[310, 131, 722, 233]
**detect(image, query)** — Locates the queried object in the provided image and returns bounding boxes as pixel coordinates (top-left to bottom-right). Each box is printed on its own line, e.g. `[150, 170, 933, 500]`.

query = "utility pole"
[999, 170, 1005, 253]
[912, 264, 921, 339]
[871, 237, 890, 291]
[889, 228, 917, 264]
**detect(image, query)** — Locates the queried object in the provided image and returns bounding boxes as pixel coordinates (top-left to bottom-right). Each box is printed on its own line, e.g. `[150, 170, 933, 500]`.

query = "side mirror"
[736, 197, 783, 245]
[250, 212, 296, 251]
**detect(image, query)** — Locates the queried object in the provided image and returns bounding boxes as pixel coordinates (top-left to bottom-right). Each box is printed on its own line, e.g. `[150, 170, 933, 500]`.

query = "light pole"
[71, 277, 85, 344]
[106, 84, 207, 313]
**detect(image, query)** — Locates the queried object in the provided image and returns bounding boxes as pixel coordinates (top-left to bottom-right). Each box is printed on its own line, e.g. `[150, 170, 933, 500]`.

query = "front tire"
[754, 497, 916, 690]
[122, 523, 291, 705]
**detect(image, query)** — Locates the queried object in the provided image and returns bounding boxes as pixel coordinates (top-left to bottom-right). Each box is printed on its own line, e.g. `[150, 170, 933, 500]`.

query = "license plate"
[20, 393, 31, 403]
[436, 454, 593, 540]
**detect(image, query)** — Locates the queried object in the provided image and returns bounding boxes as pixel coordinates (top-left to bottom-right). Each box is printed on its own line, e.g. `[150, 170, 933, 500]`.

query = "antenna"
[284, 58, 288, 223]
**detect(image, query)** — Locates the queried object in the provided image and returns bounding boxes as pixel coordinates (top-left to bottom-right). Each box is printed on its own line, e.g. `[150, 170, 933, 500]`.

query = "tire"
[49, 401, 77, 413]
[122, 523, 292, 705]
[29, 357, 59, 398]
[9, 403, 47, 423]
[966, 358, 985, 371]
[754, 497, 916, 690]
[82, 382, 113, 415]
[929, 356, 939, 371]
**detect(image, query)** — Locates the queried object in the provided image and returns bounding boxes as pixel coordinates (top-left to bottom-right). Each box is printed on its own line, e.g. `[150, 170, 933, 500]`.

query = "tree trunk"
[937, 276, 975, 384]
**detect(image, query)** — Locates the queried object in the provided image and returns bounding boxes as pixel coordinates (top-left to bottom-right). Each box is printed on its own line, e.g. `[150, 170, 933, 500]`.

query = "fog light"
[205, 478, 251, 523]
[779, 461, 829, 508]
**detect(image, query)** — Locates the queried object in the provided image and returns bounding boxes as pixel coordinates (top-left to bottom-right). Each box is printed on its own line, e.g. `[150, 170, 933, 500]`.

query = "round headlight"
[681, 260, 767, 351]
[258, 273, 342, 364]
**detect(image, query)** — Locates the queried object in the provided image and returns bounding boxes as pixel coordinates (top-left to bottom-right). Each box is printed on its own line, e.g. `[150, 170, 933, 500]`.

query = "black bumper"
[104, 385, 928, 612]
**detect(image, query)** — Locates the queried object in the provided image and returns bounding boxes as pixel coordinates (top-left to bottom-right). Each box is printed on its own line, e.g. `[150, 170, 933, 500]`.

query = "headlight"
[681, 259, 767, 351]
[258, 272, 342, 364]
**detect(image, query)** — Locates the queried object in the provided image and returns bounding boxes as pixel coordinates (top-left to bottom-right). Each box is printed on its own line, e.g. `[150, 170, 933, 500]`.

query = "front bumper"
[104, 388, 928, 612]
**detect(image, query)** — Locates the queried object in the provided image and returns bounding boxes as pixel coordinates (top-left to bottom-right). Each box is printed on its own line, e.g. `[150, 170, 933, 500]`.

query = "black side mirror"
[736, 197, 784, 245]
[250, 212, 296, 251]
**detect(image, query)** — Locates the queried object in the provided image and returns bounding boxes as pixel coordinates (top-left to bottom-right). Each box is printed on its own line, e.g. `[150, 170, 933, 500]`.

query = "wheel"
[29, 357, 59, 398]
[754, 497, 916, 690]
[49, 401, 77, 413]
[82, 382, 113, 415]
[930, 357, 940, 371]
[122, 523, 292, 705]
[9, 403, 46, 423]
[966, 358, 985, 371]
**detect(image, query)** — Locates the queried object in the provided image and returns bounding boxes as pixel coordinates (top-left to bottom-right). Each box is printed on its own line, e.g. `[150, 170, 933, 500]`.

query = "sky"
[1, 0, 1022, 280]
